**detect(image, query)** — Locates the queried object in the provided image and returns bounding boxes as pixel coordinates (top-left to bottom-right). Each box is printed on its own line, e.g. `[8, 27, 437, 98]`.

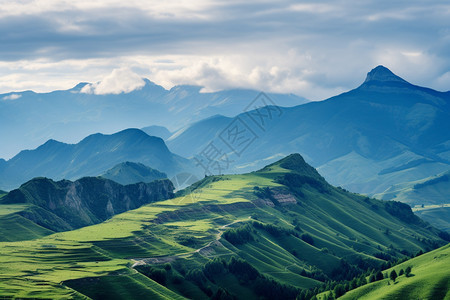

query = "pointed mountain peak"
[259, 153, 324, 181]
[363, 65, 407, 84]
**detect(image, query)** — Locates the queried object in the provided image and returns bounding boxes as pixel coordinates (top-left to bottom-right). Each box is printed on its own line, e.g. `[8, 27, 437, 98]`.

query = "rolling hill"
[0, 128, 193, 191]
[0, 80, 307, 160]
[167, 66, 450, 196]
[100, 161, 167, 185]
[0, 154, 446, 299]
[338, 243, 450, 300]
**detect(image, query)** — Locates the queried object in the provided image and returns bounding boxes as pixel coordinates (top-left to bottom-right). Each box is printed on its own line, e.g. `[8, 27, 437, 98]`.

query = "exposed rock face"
[272, 192, 297, 205]
[1, 177, 174, 231]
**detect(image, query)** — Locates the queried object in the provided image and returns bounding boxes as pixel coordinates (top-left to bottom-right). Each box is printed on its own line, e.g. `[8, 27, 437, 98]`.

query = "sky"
[0, 0, 449, 100]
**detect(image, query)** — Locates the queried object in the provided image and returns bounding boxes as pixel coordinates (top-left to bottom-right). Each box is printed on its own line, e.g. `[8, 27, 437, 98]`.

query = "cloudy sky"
[0, 0, 449, 100]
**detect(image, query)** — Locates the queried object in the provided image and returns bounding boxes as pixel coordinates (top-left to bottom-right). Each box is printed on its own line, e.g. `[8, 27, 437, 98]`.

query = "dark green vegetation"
[0, 128, 193, 191]
[0, 176, 174, 238]
[0, 154, 447, 299]
[100, 161, 167, 185]
[167, 66, 450, 195]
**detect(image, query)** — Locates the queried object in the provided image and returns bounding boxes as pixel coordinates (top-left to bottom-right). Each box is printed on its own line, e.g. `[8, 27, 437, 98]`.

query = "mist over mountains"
[0, 80, 307, 160]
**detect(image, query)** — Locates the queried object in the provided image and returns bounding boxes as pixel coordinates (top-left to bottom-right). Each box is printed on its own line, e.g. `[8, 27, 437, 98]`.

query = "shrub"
[301, 233, 314, 246]
[223, 224, 254, 245]
[390, 270, 397, 282]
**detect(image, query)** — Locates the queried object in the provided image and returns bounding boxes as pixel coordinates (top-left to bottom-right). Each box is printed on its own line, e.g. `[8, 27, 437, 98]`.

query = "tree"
[390, 270, 398, 282]
[333, 284, 346, 298]
[398, 269, 404, 276]
[375, 271, 384, 281]
[405, 266, 412, 277]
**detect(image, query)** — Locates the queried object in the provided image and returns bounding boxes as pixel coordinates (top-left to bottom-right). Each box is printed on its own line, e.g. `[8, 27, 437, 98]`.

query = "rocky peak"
[363, 65, 407, 84]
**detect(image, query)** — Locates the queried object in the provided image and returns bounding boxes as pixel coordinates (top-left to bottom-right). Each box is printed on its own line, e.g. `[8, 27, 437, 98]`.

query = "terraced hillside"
[0, 154, 446, 299]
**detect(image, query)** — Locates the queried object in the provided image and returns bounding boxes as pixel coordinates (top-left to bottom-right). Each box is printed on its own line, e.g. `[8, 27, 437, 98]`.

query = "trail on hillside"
[130, 217, 251, 268]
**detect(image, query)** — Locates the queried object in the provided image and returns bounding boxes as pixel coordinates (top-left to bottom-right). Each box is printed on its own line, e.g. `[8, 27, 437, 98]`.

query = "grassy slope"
[0, 155, 446, 299]
[339, 244, 450, 300]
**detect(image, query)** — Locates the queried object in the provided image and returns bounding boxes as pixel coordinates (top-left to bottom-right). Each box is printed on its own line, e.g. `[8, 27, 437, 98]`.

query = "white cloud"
[0, 1, 449, 99]
[81, 68, 146, 95]
[2, 94, 21, 101]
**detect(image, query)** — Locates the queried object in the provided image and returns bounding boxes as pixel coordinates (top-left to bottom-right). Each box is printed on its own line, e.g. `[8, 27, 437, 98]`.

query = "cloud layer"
[0, 0, 449, 99]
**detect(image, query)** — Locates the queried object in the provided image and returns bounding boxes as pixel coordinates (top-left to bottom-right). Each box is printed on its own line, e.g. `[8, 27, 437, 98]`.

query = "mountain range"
[0, 128, 193, 191]
[0, 81, 307, 160]
[167, 66, 450, 197]
[0, 154, 447, 299]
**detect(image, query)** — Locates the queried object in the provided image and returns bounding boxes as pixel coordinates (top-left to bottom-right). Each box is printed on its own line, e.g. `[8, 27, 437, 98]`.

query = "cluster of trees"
[136, 263, 172, 285]
[276, 173, 329, 194]
[222, 224, 254, 245]
[299, 264, 414, 299]
[189, 257, 299, 300]
[384, 201, 420, 224]
[252, 221, 294, 237]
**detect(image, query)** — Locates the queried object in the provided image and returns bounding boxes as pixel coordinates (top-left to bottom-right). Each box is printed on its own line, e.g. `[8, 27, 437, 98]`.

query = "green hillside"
[339, 244, 450, 300]
[0, 154, 447, 299]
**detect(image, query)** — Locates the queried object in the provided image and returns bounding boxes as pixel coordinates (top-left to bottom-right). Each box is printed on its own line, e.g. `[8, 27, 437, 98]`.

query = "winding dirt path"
[130, 217, 251, 268]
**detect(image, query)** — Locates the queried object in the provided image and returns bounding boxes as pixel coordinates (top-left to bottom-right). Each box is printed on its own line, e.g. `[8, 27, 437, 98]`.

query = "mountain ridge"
[167, 66, 450, 197]
[1, 175, 175, 233]
[0, 80, 308, 160]
[0, 128, 193, 191]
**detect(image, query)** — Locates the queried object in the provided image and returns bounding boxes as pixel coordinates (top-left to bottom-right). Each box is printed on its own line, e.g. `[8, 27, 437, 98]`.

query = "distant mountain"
[141, 125, 172, 140]
[0, 128, 194, 191]
[374, 171, 450, 232]
[0, 176, 174, 235]
[0, 79, 308, 159]
[375, 170, 450, 206]
[100, 161, 167, 185]
[167, 66, 450, 195]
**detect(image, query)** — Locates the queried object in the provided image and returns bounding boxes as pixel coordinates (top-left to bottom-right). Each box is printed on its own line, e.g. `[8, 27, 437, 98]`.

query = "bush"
[223, 224, 254, 245]
[390, 270, 397, 282]
[203, 258, 227, 280]
[301, 233, 314, 246]
[137, 266, 167, 285]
